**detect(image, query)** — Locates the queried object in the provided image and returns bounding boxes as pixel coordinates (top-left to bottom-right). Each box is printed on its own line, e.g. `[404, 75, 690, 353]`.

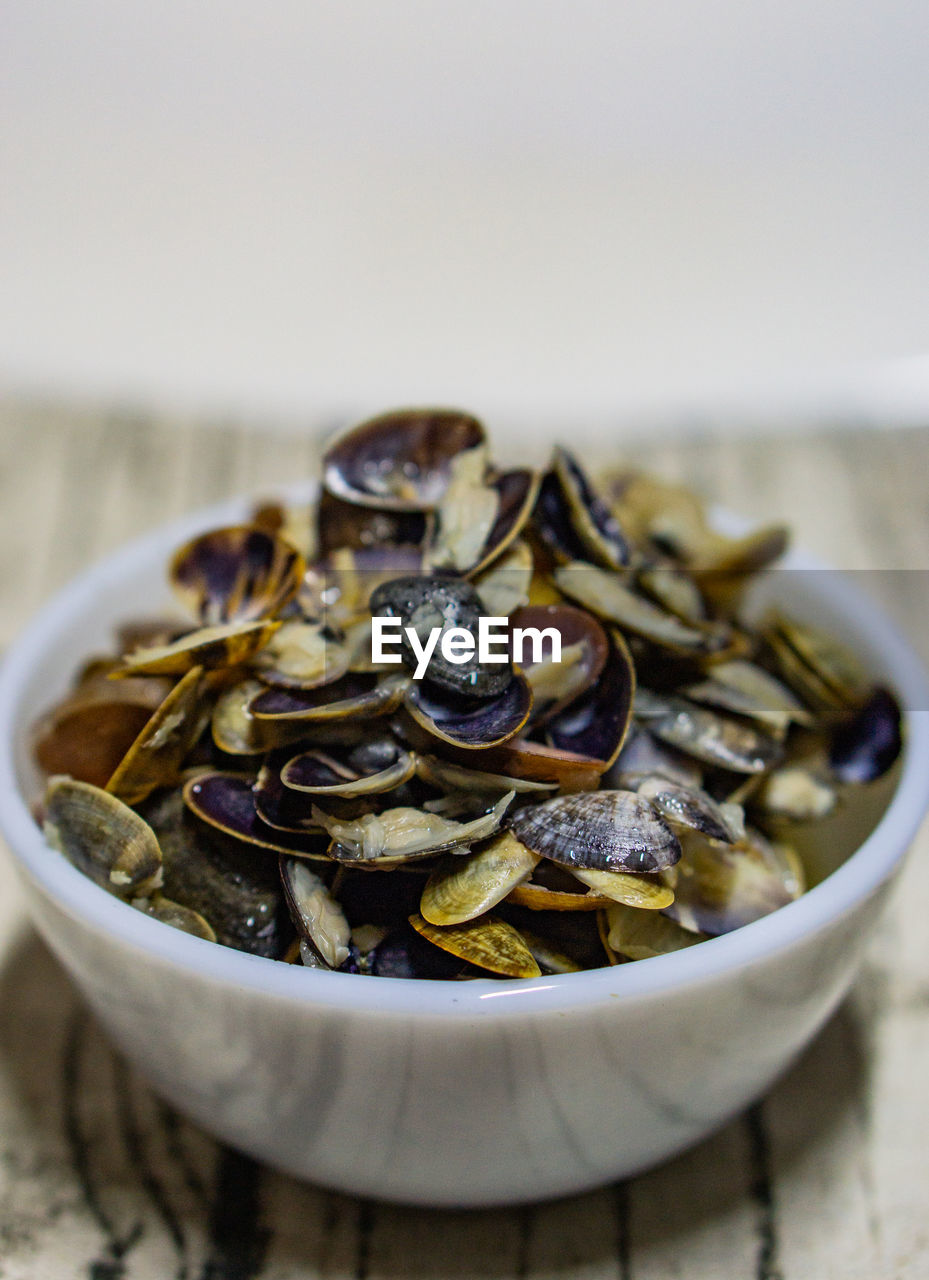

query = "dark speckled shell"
[509, 790, 680, 875]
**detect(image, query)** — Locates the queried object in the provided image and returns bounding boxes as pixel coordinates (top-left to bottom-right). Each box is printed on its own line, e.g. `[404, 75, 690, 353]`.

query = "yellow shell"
[420, 832, 539, 926]
[409, 913, 541, 979]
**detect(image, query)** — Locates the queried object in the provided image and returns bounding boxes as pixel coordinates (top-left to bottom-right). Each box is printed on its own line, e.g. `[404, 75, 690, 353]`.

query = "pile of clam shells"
[33, 408, 903, 979]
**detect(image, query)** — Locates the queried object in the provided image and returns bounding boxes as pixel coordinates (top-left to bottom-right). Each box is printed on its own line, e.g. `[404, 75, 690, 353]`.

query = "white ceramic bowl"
[1, 494, 928, 1207]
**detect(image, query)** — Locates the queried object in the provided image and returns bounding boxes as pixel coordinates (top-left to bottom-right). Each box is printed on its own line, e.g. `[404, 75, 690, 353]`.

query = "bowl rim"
[1, 488, 928, 1020]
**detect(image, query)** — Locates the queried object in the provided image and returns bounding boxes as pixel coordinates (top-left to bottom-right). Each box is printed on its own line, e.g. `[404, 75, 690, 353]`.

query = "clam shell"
[323, 408, 486, 510]
[545, 629, 635, 767]
[420, 832, 540, 925]
[518, 930, 583, 973]
[183, 772, 330, 859]
[116, 620, 281, 676]
[170, 525, 305, 624]
[682, 659, 813, 730]
[605, 469, 711, 558]
[249, 498, 315, 560]
[212, 677, 308, 755]
[254, 753, 331, 833]
[414, 754, 556, 795]
[508, 790, 681, 874]
[650, 697, 783, 774]
[132, 893, 217, 942]
[280, 857, 351, 968]
[105, 665, 205, 805]
[532, 470, 589, 563]
[403, 675, 532, 750]
[568, 867, 674, 910]
[426, 466, 539, 580]
[764, 611, 867, 711]
[409, 913, 541, 979]
[316, 488, 426, 554]
[115, 621, 187, 655]
[460, 737, 605, 792]
[506, 879, 611, 912]
[828, 686, 902, 784]
[606, 902, 702, 961]
[694, 524, 789, 575]
[250, 673, 409, 723]
[252, 621, 350, 690]
[473, 539, 534, 618]
[552, 446, 632, 570]
[662, 828, 803, 936]
[635, 777, 745, 844]
[636, 564, 706, 624]
[44, 777, 163, 896]
[511, 603, 609, 724]
[314, 791, 514, 862]
[469, 469, 540, 576]
[425, 445, 499, 573]
[33, 694, 157, 789]
[554, 563, 722, 654]
[281, 744, 416, 796]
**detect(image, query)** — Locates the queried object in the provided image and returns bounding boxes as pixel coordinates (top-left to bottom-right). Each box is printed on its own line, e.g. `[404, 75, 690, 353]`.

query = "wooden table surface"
[0, 398, 927, 1280]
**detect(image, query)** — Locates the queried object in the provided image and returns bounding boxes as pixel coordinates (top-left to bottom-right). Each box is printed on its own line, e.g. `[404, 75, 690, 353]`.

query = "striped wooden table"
[0, 398, 927, 1280]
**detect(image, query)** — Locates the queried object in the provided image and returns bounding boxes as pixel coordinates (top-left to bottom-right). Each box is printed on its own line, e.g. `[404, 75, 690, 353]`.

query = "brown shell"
[44, 777, 164, 897]
[132, 893, 217, 942]
[323, 408, 486, 511]
[105, 665, 206, 805]
[33, 695, 157, 789]
[506, 882, 610, 912]
[316, 488, 427, 554]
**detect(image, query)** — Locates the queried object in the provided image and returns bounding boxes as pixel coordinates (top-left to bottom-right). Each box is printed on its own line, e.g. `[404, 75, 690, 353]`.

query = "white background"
[3, 1, 929, 434]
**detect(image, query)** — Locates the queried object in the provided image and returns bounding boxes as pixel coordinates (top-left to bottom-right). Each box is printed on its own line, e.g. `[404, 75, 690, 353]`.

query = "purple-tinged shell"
[829, 686, 902, 784]
[170, 525, 305, 624]
[545, 630, 635, 767]
[249, 673, 408, 723]
[404, 674, 532, 750]
[183, 772, 329, 859]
